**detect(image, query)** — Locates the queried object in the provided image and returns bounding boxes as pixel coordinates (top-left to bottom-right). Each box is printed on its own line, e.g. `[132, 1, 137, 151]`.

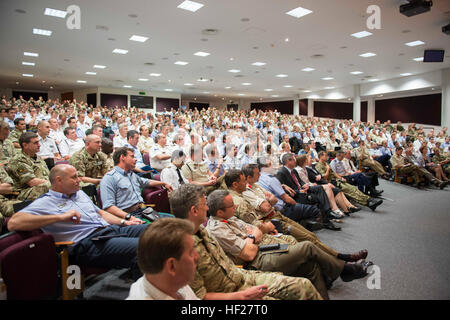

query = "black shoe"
[340, 261, 371, 282]
[323, 221, 341, 231]
[349, 206, 361, 213]
[304, 220, 324, 231]
[438, 181, 447, 190]
[367, 198, 383, 211]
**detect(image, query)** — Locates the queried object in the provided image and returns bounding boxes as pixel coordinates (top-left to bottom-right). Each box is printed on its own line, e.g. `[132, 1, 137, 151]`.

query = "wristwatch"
[247, 234, 256, 244]
[120, 219, 126, 226]
[125, 213, 132, 220]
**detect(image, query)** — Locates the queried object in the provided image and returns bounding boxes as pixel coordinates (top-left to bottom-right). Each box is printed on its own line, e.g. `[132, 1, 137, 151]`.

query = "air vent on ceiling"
[108, 38, 116, 41]
[234, 75, 244, 78]
[311, 54, 324, 59]
[144, 62, 155, 66]
[241, 18, 250, 22]
[114, 80, 124, 82]
[128, 14, 138, 18]
[201, 29, 219, 36]
[15, 9, 26, 14]
[201, 38, 208, 42]
[96, 25, 109, 31]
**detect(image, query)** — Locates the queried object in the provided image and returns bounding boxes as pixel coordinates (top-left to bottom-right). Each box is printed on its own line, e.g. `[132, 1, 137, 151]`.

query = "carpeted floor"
[84, 179, 450, 300]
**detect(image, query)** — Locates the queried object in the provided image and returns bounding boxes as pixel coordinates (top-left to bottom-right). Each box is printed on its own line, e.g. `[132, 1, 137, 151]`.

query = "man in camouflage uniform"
[6, 118, 26, 149]
[206, 190, 370, 300]
[316, 151, 383, 211]
[354, 140, 389, 178]
[0, 121, 16, 166]
[169, 183, 323, 300]
[432, 147, 450, 176]
[6, 132, 50, 201]
[70, 134, 108, 186]
[0, 166, 21, 229]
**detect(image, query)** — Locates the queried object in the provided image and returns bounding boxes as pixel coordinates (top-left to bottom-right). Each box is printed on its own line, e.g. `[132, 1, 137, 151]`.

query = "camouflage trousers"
[417, 167, 441, 184]
[362, 158, 387, 176]
[205, 175, 226, 195]
[397, 165, 423, 184]
[247, 239, 344, 300]
[17, 182, 51, 201]
[0, 197, 22, 229]
[264, 211, 338, 257]
[242, 269, 323, 300]
[336, 181, 370, 206]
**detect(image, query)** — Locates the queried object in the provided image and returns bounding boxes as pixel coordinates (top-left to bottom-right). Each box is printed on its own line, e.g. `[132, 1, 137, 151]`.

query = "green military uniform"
[105, 153, 114, 172]
[69, 148, 108, 186]
[0, 139, 16, 166]
[240, 184, 338, 256]
[315, 161, 370, 205]
[354, 146, 387, 175]
[0, 166, 21, 228]
[432, 154, 450, 175]
[182, 159, 225, 194]
[191, 226, 322, 300]
[6, 150, 50, 201]
[206, 216, 344, 299]
[390, 154, 423, 185]
[6, 128, 23, 148]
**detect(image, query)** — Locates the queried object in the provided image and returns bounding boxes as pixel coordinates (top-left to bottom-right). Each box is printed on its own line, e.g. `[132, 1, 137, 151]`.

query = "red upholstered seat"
[142, 187, 170, 214]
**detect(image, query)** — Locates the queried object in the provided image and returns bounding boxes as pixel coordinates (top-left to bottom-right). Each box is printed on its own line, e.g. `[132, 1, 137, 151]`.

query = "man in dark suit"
[276, 153, 340, 231]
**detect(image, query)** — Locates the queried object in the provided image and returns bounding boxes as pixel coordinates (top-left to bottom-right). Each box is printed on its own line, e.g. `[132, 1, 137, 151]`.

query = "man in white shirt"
[160, 150, 189, 191]
[127, 218, 199, 300]
[48, 118, 65, 145]
[59, 127, 85, 159]
[36, 121, 61, 167]
[149, 133, 172, 172]
[113, 123, 128, 150]
[137, 125, 154, 154]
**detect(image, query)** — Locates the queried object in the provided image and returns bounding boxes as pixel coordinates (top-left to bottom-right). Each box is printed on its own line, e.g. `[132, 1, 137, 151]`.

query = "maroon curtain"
[314, 101, 353, 120]
[100, 93, 127, 108]
[156, 98, 180, 112]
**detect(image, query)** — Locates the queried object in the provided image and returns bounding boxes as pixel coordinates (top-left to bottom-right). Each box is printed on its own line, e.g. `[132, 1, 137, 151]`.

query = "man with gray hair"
[160, 150, 189, 191]
[149, 133, 172, 172]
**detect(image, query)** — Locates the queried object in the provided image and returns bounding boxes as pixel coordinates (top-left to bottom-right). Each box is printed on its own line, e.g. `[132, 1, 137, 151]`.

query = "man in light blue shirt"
[8, 164, 148, 280]
[100, 147, 173, 218]
[330, 150, 372, 194]
[124, 130, 154, 178]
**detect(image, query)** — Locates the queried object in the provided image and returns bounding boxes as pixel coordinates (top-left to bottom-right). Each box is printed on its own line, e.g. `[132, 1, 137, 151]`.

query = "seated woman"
[417, 146, 448, 182]
[295, 155, 358, 217]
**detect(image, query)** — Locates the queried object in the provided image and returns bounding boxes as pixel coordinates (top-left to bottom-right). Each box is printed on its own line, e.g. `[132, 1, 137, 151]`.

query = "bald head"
[49, 164, 74, 185]
[85, 134, 102, 154]
[50, 164, 81, 195]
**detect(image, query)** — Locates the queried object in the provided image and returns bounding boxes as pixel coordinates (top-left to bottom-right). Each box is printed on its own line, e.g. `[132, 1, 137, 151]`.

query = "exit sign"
[139, 92, 146, 95]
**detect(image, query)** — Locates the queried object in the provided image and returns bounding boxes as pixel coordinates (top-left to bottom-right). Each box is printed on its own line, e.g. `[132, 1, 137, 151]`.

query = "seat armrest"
[55, 241, 75, 247]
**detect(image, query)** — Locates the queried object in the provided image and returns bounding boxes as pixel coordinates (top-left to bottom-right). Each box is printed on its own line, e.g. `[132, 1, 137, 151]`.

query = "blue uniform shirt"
[21, 189, 109, 243]
[100, 166, 149, 211]
[125, 143, 145, 169]
[258, 172, 286, 211]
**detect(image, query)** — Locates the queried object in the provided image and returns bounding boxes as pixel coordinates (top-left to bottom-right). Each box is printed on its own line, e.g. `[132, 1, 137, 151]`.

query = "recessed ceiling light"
[194, 51, 210, 57]
[351, 31, 372, 38]
[405, 40, 425, 47]
[368, 79, 379, 82]
[164, 89, 173, 91]
[150, 73, 161, 77]
[238, 93, 245, 96]
[123, 85, 133, 88]
[413, 57, 424, 62]
[50, 86, 53, 89]
[271, 95, 280, 97]
[360, 52, 376, 58]
[264, 89, 273, 91]
[22, 62, 35, 66]
[321, 77, 334, 80]
[33, 28, 52, 36]
[242, 83, 251, 86]
[203, 91, 210, 94]
[325, 86, 335, 89]
[93, 65, 106, 69]
[400, 73, 412, 76]
[378, 95, 384, 97]
[44, 8, 67, 18]
[184, 83, 193, 86]
[303, 90, 312, 93]
[228, 69, 240, 73]
[113, 48, 128, 54]
[302, 67, 315, 72]
[276, 74, 288, 78]
[285, 38, 289, 42]
[85, 72, 97, 75]
[22, 74, 33, 77]
[76, 80, 86, 83]
[174, 61, 189, 65]
[284, 85, 293, 88]
[252, 62, 266, 66]
[177, 1, 204, 12]
[197, 78, 209, 82]
[24, 52, 39, 57]
[129, 35, 149, 42]
[350, 71, 363, 75]
[286, 6, 313, 19]
[138, 78, 149, 81]
[225, 86, 232, 89]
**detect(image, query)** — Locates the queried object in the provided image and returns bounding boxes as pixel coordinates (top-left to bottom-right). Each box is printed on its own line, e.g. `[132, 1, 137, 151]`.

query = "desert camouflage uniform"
[6, 128, 23, 147]
[390, 154, 423, 184]
[0, 139, 16, 166]
[240, 184, 338, 256]
[69, 148, 108, 186]
[7, 150, 50, 201]
[182, 159, 226, 194]
[432, 154, 450, 175]
[315, 161, 370, 205]
[354, 146, 387, 175]
[191, 226, 322, 300]
[0, 166, 21, 227]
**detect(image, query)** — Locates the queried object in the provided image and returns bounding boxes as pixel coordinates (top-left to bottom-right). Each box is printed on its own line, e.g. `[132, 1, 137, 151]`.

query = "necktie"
[176, 168, 185, 185]
[291, 170, 301, 190]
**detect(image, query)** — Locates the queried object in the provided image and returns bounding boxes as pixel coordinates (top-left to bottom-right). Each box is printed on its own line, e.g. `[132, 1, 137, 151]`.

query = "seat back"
[142, 187, 170, 214]
[12, 200, 34, 213]
[143, 153, 150, 166]
[0, 233, 58, 300]
[82, 184, 99, 207]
